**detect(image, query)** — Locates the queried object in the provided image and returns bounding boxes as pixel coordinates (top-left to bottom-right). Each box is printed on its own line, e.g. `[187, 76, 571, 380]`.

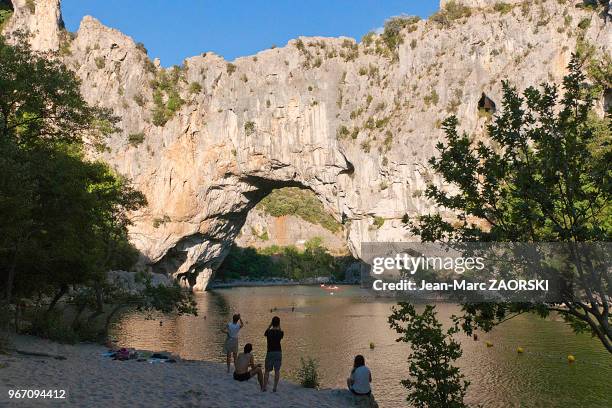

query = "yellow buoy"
[567, 354, 576, 363]
[517, 347, 524, 354]
[485, 341, 493, 348]
[369, 342, 375, 349]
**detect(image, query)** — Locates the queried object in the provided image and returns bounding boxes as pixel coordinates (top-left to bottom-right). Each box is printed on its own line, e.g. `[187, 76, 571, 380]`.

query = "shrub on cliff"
[430, 1, 472, 27]
[128, 132, 145, 146]
[150, 66, 185, 126]
[382, 15, 420, 60]
[493, 2, 513, 14]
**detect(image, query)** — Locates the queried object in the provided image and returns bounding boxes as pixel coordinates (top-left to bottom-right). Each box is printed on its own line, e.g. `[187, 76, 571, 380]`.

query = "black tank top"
[264, 328, 284, 352]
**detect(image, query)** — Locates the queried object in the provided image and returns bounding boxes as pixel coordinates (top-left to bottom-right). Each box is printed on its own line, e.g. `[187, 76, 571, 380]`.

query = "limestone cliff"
[440, 0, 523, 8]
[3, 0, 62, 51]
[3, 0, 610, 290]
[237, 209, 348, 255]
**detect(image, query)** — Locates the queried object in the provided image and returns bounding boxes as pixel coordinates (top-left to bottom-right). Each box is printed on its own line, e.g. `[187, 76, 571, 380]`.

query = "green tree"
[0, 35, 119, 304]
[0, 35, 115, 148]
[98, 274, 197, 336]
[0, 36, 196, 337]
[381, 16, 420, 60]
[0, 139, 35, 303]
[410, 55, 612, 352]
[389, 303, 469, 408]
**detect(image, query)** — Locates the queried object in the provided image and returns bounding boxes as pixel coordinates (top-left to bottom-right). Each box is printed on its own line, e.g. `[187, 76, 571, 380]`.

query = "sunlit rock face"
[3, 0, 63, 51]
[3, 0, 610, 290]
[439, 0, 523, 8]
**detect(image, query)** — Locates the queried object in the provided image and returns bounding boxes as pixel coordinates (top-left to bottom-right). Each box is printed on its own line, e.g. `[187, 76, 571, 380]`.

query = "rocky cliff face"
[3, 0, 62, 51]
[3, 0, 610, 290]
[440, 0, 524, 8]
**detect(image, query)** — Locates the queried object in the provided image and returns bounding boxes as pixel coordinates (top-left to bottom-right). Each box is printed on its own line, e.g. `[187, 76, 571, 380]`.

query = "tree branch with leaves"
[409, 54, 611, 352]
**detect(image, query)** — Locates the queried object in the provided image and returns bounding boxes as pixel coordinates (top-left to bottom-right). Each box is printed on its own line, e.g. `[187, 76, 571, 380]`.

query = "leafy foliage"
[150, 65, 185, 126]
[430, 1, 472, 27]
[424, 89, 440, 106]
[389, 303, 469, 408]
[0, 36, 117, 149]
[382, 15, 420, 60]
[493, 2, 513, 14]
[373, 216, 385, 229]
[94, 56, 105, 69]
[189, 82, 202, 94]
[128, 132, 145, 146]
[410, 55, 612, 352]
[28, 309, 80, 344]
[257, 187, 342, 232]
[575, 39, 612, 100]
[0, 2, 12, 31]
[244, 121, 255, 135]
[217, 238, 352, 282]
[336, 125, 350, 139]
[0, 36, 196, 339]
[297, 357, 320, 388]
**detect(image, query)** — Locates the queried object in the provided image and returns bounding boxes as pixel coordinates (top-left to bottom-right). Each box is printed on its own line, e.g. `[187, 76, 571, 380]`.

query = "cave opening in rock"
[214, 185, 356, 286]
[151, 176, 357, 291]
[478, 92, 496, 113]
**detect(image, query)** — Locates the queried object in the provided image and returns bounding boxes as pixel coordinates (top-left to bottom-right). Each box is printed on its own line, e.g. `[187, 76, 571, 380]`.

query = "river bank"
[209, 278, 358, 289]
[110, 287, 612, 407]
[0, 334, 354, 408]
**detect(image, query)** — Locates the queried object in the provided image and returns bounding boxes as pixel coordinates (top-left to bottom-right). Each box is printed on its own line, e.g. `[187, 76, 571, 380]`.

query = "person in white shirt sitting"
[347, 354, 372, 396]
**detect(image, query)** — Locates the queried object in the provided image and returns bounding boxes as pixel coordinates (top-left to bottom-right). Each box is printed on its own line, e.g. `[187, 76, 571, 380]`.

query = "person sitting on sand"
[347, 355, 371, 396]
[221, 313, 243, 372]
[263, 316, 284, 392]
[233, 343, 264, 391]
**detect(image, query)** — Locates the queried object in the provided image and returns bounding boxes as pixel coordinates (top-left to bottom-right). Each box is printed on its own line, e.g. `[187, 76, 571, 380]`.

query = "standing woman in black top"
[263, 316, 284, 392]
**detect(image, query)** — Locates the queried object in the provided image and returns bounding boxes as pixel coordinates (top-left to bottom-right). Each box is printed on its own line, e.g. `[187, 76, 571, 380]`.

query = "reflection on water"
[110, 286, 612, 407]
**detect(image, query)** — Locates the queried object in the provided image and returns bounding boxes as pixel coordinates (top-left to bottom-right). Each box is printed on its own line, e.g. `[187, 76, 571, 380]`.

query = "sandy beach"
[0, 334, 354, 408]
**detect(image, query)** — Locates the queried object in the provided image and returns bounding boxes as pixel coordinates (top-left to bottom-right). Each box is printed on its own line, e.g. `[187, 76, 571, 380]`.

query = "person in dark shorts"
[263, 316, 284, 392]
[233, 343, 264, 391]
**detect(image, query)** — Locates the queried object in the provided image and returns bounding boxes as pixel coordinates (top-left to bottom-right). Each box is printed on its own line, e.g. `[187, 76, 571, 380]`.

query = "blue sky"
[61, 0, 439, 67]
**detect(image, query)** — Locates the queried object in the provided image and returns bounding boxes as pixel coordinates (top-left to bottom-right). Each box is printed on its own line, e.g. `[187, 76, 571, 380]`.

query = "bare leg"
[232, 352, 237, 369]
[257, 370, 264, 391]
[273, 368, 280, 392]
[251, 367, 264, 391]
[226, 353, 231, 373]
[347, 378, 351, 390]
[263, 369, 270, 391]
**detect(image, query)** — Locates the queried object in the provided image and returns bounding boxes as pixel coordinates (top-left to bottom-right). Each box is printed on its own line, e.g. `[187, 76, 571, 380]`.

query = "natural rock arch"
[150, 177, 345, 290]
[4, 0, 610, 291]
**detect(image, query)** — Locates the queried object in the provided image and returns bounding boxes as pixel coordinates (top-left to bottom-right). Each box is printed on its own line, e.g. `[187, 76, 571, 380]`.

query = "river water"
[110, 285, 611, 407]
